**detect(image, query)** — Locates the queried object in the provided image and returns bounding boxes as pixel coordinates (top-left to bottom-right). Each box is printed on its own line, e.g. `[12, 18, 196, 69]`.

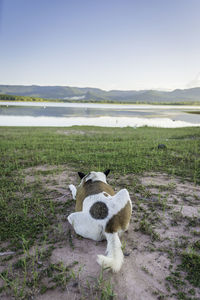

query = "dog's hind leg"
[67, 212, 104, 241]
[69, 184, 77, 200]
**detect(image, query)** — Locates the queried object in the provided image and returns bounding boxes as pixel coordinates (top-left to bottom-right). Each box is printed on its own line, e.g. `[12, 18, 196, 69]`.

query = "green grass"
[1, 126, 200, 178]
[179, 251, 200, 287]
[0, 125, 200, 299]
[165, 250, 200, 299]
[0, 126, 200, 242]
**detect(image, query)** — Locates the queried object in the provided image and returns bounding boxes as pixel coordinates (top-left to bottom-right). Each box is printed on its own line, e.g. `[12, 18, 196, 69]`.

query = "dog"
[67, 170, 132, 272]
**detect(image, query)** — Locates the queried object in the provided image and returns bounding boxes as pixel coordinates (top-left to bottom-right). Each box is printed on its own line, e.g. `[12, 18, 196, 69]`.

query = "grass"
[0, 125, 200, 299]
[179, 251, 200, 287]
[185, 111, 200, 115]
[1, 126, 200, 179]
[165, 250, 200, 300]
[136, 218, 160, 241]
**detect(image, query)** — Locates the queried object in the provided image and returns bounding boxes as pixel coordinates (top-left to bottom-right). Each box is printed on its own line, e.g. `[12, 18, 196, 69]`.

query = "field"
[0, 126, 200, 300]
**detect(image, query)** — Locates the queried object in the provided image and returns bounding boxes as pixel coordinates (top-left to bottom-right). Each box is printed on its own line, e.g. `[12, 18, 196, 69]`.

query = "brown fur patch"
[103, 192, 109, 197]
[75, 180, 115, 212]
[105, 201, 132, 233]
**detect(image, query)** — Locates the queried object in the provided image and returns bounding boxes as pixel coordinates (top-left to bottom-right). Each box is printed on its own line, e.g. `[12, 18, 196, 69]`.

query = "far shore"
[1, 99, 200, 106]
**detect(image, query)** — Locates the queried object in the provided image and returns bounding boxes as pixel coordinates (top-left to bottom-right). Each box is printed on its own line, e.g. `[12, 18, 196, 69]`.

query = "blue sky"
[0, 0, 200, 90]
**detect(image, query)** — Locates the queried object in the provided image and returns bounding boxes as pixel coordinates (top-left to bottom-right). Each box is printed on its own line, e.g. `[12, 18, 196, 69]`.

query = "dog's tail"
[97, 232, 123, 272]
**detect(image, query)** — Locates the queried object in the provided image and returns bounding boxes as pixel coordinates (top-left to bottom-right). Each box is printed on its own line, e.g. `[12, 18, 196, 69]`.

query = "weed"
[121, 239, 126, 252]
[141, 265, 153, 276]
[96, 268, 116, 300]
[178, 251, 200, 287]
[67, 228, 75, 250]
[166, 272, 185, 290]
[137, 218, 160, 241]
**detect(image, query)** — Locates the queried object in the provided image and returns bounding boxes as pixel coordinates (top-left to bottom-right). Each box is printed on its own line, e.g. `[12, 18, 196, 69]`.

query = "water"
[0, 101, 200, 128]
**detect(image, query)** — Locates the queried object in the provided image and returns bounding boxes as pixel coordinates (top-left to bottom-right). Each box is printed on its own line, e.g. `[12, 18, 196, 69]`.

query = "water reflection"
[0, 115, 199, 128]
[0, 101, 200, 128]
[0, 105, 157, 118]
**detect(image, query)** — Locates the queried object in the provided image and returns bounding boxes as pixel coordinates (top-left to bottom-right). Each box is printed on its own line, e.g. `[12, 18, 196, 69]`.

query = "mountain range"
[0, 84, 200, 103]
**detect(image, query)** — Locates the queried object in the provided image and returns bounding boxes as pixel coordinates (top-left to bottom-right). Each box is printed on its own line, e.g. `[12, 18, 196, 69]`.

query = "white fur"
[68, 212, 104, 241]
[97, 232, 124, 272]
[69, 184, 77, 200]
[79, 171, 107, 186]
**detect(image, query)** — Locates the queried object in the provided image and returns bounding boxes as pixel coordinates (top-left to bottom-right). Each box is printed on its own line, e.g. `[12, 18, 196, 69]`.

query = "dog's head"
[78, 169, 110, 185]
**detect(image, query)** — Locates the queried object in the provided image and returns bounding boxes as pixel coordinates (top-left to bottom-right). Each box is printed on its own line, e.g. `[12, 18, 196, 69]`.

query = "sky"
[0, 0, 200, 91]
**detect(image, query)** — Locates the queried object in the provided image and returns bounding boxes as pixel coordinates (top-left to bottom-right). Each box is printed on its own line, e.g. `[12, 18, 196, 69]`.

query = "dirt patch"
[57, 130, 87, 136]
[46, 231, 171, 300]
[56, 129, 101, 137]
[23, 164, 78, 196]
[141, 172, 200, 197]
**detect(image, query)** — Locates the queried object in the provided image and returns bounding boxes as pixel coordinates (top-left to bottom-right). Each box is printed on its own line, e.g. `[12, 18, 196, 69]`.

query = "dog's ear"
[78, 172, 86, 179]
[104, 169, 110, 177]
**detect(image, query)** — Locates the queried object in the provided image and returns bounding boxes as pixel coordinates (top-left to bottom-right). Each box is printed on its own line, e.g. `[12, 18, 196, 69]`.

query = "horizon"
[0, 83, 200, 93]
[0, 0, 200, 90]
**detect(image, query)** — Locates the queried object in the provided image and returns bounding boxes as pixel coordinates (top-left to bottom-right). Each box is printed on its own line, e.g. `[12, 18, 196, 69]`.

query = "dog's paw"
[67, 214, 72, 225]
[69, 184, 77, 200]
[97, 255, 105, 267]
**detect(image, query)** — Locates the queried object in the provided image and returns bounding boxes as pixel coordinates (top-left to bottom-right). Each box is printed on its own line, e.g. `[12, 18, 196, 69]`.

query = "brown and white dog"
[68, 170, 132, 272]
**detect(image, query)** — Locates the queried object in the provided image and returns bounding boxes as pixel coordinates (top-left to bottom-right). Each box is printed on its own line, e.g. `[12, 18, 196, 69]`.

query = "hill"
[0, 84, 200, 103]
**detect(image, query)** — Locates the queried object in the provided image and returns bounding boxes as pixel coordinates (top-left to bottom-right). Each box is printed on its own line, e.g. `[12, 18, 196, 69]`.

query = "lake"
[0, 101, 200, 128]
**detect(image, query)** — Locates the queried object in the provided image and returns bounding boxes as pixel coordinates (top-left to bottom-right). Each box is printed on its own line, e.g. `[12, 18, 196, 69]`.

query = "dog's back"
[76, 173, 131, 235]
[75, 179, 115, 211]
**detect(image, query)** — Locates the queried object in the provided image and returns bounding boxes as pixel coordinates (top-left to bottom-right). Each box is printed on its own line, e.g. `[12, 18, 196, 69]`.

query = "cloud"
[186, 73, 200, 88]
